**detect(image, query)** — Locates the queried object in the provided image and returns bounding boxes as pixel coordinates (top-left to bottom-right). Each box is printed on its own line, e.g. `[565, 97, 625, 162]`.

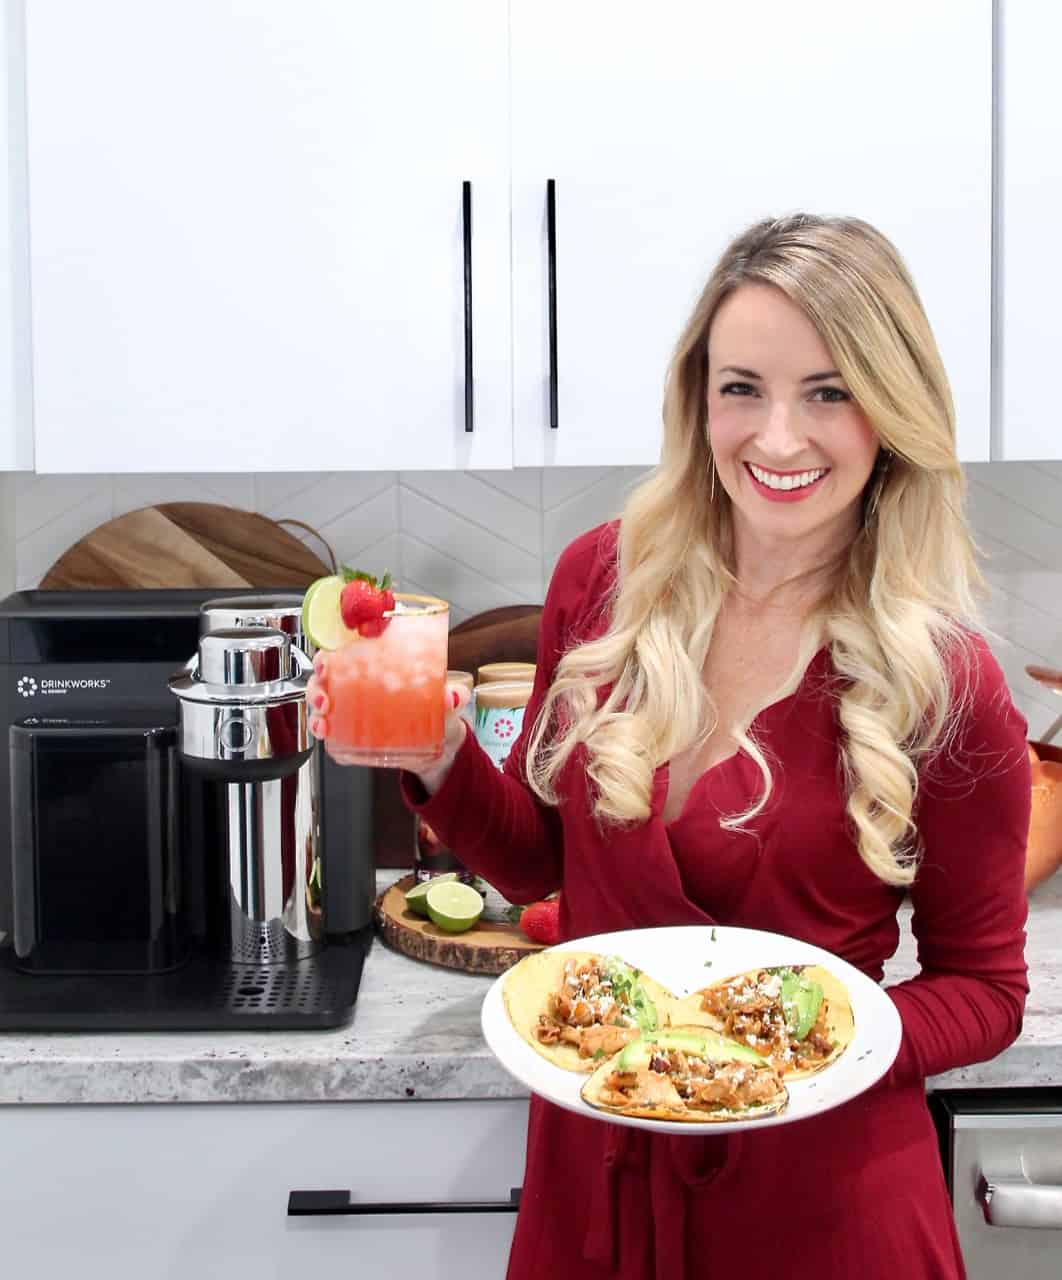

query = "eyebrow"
[717, 365, 843, 384]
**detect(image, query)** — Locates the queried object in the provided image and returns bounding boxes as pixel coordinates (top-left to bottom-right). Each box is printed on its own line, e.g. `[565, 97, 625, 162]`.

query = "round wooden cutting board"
[40, 503, 331, 589]
[374, 875, 544, 976]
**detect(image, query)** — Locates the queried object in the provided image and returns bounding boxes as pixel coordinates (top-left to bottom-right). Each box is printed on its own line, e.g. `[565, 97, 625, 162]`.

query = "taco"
[674, 964, 854, 1079]
[503, 950, 673, 1073]
[581, 1027, 788, 1123]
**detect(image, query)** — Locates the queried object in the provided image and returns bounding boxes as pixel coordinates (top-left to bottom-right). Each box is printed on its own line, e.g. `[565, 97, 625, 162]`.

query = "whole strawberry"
[339, 569, 395, 638]
[517, 898, 562, 946]
[339, 578, 381, 628]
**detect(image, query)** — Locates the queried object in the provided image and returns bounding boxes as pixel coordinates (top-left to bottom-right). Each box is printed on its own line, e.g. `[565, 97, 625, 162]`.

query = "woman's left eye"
[812, 386, 850, 403]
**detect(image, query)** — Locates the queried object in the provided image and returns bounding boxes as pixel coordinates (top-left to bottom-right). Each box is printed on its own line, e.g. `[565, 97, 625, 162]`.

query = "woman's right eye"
[720, 381, 757, 396]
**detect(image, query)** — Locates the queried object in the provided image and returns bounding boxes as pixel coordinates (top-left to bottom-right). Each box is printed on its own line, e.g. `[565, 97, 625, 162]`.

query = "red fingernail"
[451, 690, 460, 708]
[313, 655, 325, 676]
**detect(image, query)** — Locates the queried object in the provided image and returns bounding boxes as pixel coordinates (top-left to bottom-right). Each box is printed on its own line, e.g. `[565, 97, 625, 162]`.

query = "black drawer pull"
[288, 1187, 521, 1217]
[463, 179, 474, 433]
[546, 178, 558, 429]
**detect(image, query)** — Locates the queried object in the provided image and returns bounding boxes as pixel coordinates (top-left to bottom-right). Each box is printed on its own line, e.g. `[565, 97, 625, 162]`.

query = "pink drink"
[328, 593, 448, 768]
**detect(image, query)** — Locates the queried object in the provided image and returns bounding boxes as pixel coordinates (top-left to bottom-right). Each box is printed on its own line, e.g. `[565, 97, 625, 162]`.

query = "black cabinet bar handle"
[463, 180, 474, 433]
[547, 178, 558, 429]
[288, 1188, 521, 1217]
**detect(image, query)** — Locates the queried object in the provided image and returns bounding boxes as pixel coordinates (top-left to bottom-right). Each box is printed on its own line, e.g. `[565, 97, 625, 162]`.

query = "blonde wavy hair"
[525, 213, 983, 887]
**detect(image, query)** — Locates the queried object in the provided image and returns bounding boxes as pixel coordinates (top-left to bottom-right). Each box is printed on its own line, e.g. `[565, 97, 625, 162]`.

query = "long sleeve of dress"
[885, 637, 1031, 1086]
[398, 526, 612, 906]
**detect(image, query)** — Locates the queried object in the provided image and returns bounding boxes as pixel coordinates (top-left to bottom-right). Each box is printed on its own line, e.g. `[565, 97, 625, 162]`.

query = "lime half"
[426, 880, 484, 934]
[302, 575, 350, 651]
[404, 873, 459, 918]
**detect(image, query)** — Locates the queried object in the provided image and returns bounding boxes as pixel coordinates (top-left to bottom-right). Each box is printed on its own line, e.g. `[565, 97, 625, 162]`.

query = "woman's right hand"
[306, 656, 470, 795]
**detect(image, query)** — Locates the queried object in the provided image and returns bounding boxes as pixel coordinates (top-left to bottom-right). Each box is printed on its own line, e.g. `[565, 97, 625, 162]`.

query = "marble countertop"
[1, 873, 1059, 1106]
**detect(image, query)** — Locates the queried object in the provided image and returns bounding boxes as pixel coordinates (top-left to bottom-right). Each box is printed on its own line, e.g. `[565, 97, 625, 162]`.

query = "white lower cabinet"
[0, 1098, 529, 1278]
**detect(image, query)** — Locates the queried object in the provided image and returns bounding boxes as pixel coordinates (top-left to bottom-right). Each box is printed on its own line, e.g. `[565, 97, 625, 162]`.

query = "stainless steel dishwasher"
[931, 1090, 1062, 1278]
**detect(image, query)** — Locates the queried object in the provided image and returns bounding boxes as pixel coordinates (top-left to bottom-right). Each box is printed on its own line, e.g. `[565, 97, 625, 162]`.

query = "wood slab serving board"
[374, 875, 544, 976]
[40, 503, 330, 589]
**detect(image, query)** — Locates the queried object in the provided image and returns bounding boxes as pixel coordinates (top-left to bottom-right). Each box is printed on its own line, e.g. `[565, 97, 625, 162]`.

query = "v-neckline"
[662, 643, 831, 830]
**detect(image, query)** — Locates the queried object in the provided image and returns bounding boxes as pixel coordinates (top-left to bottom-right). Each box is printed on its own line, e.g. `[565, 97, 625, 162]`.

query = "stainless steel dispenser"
[198, 593, 375, 939]
[200, 595, 308, 654]
[169, 627, 322, 964]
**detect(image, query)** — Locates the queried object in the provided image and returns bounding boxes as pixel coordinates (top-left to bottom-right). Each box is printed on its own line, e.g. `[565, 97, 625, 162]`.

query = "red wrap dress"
[400, 521, 1030, 1280]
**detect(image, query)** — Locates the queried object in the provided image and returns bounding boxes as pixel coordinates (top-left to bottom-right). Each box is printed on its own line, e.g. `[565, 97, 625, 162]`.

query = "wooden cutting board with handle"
[40, 503, 332, 589]
[373, 875, 544, 975]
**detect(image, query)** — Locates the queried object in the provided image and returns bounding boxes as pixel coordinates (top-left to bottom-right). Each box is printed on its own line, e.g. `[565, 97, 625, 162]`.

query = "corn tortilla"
[580, 1026, 789, 1123]
[503, 949, 674, 1074]
[672, 963, 854, 1080]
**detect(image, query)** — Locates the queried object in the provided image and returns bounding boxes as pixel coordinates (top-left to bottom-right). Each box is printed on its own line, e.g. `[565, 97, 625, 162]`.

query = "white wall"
[9, 462, 1062, 741]
[0, 473, 13, 595]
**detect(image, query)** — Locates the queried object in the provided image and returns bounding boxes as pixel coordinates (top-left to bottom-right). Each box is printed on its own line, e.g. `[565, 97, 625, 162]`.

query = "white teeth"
[748, 464, 826, 491]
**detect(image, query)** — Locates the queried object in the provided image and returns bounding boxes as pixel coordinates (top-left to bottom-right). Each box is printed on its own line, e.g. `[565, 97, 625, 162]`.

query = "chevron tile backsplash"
[8, 463, 1062, 741]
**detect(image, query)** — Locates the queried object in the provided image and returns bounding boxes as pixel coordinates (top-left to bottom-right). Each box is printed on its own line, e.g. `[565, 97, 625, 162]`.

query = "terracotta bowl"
[1026, 740, 1062, 893]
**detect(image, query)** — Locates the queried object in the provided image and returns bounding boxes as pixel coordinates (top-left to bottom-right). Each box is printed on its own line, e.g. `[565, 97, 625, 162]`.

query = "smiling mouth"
[745, 462, 829, 492]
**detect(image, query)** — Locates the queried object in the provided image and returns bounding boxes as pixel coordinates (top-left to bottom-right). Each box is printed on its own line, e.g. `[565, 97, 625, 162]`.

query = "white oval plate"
[481, 924, 902, 1136]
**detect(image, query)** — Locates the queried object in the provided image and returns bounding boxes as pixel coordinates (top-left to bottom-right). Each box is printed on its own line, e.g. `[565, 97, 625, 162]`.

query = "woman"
[308, 213, 1030, 1279]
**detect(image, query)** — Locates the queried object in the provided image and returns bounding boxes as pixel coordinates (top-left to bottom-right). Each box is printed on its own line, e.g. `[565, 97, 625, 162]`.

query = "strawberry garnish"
[339, 568, 395, 637]
[513, 897, 562, 946]
[339, 579, 381, 628]
[356, 617, 388, 638]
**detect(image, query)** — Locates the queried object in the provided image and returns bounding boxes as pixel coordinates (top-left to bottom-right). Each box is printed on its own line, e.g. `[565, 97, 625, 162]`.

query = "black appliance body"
[0, 589, 374, 1030]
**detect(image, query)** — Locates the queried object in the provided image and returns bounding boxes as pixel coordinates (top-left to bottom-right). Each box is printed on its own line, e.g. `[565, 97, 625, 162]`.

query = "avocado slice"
[615, 1029, 765, 1073]
[780, 970, 824, 1040]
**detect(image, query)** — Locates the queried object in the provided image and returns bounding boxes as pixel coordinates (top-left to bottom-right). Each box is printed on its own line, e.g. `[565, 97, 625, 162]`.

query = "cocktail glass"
[326, 593, 449, 769]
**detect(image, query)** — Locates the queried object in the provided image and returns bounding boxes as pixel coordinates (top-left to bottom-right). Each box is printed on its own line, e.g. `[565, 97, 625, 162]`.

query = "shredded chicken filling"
[598, 1049, 783, 1113]
[534, 958, 642, 1058]
[700, 971, 835, 1071]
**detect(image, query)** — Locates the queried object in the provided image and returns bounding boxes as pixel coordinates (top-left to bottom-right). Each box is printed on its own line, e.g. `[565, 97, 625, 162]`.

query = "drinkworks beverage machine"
[0, 589, 375, 1029]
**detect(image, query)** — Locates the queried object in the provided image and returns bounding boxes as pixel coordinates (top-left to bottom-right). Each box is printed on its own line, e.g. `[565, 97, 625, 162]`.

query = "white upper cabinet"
[997, 3, 1060, 460]
[23, 1, 512, 473]
[510, 0, 993, 467]
[0, 0, 31, 470]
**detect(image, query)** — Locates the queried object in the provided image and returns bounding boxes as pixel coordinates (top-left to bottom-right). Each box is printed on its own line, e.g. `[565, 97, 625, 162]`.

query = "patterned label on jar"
[474, 702, 527, 771]
[472, 685, 532, 919]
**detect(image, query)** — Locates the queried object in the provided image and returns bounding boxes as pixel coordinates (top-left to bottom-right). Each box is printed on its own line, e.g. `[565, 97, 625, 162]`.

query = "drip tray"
[0, 930, 372, 1030]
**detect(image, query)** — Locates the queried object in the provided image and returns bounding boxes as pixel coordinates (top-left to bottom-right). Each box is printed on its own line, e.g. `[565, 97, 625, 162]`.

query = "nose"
[758, 400, 806, 461]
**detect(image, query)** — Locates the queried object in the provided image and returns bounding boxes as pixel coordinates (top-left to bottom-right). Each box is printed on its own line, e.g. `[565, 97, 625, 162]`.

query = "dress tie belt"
[582, 1124, 733, 1279]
